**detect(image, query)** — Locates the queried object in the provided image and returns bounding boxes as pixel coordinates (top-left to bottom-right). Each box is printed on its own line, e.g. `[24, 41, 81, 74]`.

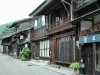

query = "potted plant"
[20, 47, 30, 61]
[69, 62, 80, 75]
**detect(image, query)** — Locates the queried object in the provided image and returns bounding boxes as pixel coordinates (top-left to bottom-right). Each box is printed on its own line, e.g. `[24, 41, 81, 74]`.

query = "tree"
[2, 24, 14, 34]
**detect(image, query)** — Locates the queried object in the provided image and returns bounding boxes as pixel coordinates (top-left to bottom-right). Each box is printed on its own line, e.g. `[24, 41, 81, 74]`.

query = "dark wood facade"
[72, 0, 100, 75]
[30, 24, 49, 59]
[2, 0, 100, 74]
[31, 26, 47, 39]
[29, 0, 79, 64]
[12, 19, 35, 57]
[2, 33, 13, 54]
[2, 19, 34, 58]
[45, 1, 79, 64]
[49, 31, 78, 64]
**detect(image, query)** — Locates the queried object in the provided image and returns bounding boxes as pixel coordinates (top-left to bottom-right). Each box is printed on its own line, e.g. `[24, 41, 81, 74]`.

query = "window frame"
[39, 40, 49, 57]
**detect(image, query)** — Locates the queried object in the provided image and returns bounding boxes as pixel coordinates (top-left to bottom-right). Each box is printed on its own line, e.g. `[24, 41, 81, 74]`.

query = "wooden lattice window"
[56, 35, 75, 63]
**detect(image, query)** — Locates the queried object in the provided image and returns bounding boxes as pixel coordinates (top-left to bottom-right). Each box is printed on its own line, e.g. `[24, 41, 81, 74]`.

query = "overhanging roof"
[69, 8, 100, 24]
[31, 36, 49, 41]
[10, 18, 31, 28]
[29, 0, 55, 16]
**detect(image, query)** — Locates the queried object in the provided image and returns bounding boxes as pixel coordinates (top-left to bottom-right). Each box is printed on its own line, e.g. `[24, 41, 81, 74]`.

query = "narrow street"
[0, 53, 62, 75]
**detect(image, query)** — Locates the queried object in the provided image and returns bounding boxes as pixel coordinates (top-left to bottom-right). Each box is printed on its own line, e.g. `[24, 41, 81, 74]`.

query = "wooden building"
[71, 0, 100, 75]
[1, 32, 14, 54]
[2, 18, 35, 57]
[10, 18, 35, 57]
[29, 0, 79, 64]
[30, 16, 49, 60]
[1, 0, 100, 74]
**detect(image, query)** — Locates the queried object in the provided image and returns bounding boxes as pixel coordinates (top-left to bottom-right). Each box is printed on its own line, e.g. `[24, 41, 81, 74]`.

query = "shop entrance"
[82, 43, 93, 75]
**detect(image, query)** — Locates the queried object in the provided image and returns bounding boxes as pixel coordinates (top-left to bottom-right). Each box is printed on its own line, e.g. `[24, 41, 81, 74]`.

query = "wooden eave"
[74, 0, 98, 12]
[29, 0, 72, 16]
[31, 36, 49, 41]
[13, 26, 34, 36]
[69, 8, 100, 24]
[10, 18, 32, 28]
[29, 0, 62, 16]
[47, 24, 76, 35]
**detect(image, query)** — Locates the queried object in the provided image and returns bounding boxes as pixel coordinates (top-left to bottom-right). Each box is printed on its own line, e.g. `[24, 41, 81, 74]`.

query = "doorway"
[82, 43, 93, 75]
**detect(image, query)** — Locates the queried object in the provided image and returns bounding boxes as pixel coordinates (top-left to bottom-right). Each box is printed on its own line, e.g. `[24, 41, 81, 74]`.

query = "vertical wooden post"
[93, 43, 96, 75]
[79, 44, 82, 74]
[30, 42, 33, 60]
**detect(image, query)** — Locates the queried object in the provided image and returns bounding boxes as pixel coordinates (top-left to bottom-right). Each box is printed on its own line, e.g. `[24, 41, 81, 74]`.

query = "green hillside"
[0, 22, 14, 35]
[0, 18, 29, 35]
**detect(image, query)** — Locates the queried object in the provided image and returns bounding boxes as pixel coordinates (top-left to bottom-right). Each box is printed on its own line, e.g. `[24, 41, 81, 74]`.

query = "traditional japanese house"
[1, 32, 14, 54]
[70, 0, 100, 75]
[29, 0, 79, 64]
[9, 18, 35, 57]
[29, 15, 49, 60]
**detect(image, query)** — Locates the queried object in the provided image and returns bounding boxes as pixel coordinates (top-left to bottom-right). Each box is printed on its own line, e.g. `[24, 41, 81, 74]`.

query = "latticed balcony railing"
[48, 18, 69, 29]
[74, 0, 97, 9]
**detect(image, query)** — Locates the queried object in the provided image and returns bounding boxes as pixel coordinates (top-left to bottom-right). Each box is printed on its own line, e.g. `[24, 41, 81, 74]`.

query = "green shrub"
[21, 55, 26, 61]
[69, 62, 80, 69]
[20, 47, 30, 61]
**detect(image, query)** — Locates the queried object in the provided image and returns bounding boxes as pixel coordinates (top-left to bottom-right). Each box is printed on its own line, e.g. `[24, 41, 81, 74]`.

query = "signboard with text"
[79, 34, 100, 44]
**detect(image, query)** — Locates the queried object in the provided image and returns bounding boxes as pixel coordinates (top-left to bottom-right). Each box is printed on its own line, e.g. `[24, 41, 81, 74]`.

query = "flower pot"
[74, 68, 78, 75]
[26, 58, 30, 61]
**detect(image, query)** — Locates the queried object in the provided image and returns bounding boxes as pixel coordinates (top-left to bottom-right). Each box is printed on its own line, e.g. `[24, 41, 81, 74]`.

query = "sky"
[0, 0, 44, 25]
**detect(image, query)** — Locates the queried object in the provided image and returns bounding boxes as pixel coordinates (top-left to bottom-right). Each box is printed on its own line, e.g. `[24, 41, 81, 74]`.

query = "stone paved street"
[0, 53, 62, 75]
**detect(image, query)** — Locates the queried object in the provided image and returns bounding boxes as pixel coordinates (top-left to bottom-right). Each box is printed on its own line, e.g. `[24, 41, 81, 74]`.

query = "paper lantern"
[20, 35, 24, 39]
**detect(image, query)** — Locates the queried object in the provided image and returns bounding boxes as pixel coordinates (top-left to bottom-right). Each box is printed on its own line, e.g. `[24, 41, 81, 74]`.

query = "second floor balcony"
[47, 18, 75, 35]
[31, 26, 47, 39]
[74, 0, 97, 12]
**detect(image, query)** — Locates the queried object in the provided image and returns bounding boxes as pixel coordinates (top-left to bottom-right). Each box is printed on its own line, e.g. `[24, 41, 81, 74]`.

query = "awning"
[69, 8, 100, 24]
[79, 34, 100, 44]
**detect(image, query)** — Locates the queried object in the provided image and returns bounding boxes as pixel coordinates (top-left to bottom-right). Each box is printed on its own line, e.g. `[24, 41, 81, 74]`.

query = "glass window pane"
[66, 37, 67, 41]
[40, 50, 42, 57]
[47, 40, 49, 48]
[42, 50, 44, 57]
[44, 41, 46, 48]
[47, 49, 49, 57]
[44, 49, 47, 57]
[34, 20, 37, 28]
[42, 41, 44, 49]
[42, 15, 45, 26]
[40, 42, 42, 49]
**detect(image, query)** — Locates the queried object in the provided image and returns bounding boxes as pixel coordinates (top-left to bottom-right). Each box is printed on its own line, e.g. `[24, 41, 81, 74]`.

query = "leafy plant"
[69, 62, 80, 69]
[69, 62, 80, 75]
[9, 52, 14, 56]
[20, 47, 30, 61]
[21, 55, 26, 61]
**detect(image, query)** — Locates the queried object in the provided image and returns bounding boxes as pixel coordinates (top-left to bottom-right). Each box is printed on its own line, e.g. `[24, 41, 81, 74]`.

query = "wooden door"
[82, 43, 93, 75]
[33, 42, 39, 58]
